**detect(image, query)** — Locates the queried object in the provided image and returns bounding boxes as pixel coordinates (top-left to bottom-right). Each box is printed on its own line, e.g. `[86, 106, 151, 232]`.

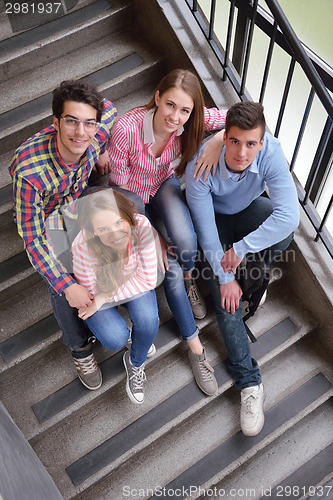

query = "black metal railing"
[184, 0, 333, 258]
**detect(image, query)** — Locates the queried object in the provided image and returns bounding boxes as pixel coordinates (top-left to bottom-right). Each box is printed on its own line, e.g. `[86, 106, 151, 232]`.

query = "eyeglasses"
[60, 116, 98, 131]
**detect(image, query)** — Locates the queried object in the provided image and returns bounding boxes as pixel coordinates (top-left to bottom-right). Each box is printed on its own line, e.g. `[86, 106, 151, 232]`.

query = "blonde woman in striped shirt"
[72, 189, 163, 404]
[108, 69, 226, 396]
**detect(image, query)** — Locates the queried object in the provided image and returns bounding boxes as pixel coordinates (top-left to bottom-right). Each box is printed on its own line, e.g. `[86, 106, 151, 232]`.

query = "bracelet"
[106, 294, 113, 303]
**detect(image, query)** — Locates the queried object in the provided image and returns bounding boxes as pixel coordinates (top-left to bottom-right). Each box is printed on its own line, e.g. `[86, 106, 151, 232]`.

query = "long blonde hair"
[145, 69, 205, 176]
[80, 189, 137, 297]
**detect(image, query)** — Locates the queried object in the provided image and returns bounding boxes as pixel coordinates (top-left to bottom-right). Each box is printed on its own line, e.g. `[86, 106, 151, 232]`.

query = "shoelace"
[241, 392, 258, 415]
[198, 358, 215, 381]
[185, 280, 200, 305]
[130, 366, 147, 391]
[75, 354, 98, 375]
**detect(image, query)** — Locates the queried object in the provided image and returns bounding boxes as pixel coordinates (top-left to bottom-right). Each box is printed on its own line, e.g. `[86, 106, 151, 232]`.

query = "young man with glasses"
[9, 80, 143, 391]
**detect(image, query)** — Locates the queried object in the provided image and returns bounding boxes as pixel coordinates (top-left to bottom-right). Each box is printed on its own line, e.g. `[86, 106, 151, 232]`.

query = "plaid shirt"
[9, 99, 117, 294]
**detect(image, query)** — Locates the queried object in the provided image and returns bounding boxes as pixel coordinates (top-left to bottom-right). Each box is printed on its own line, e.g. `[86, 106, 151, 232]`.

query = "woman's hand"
[78, 293, 107, 320]
[193, 129, 225, 181]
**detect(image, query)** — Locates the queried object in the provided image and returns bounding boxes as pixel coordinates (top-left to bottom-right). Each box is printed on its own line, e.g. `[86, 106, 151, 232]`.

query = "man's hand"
[220, 280, 242, 314]
[93, 150, 111, 175]
[64, 283, 94, 309]
[193, 129, 224, 181]
[221, 247, 242, 274]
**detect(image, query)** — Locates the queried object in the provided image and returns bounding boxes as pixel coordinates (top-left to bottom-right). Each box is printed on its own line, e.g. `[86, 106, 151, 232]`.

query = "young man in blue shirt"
[185, 101, 299, 436]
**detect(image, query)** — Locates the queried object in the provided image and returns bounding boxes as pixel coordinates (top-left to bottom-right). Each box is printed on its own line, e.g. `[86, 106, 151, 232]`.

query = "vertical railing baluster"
[303, 116, 332, 205]
[290, 87, 315, 172]
[240, 0, 258, 97]
[259, 20, 278, 103]
[316, 194, 333, 241]
[209, 0, 216, 40]
[223, 0, 236, 81]
[274, 56, 296, 137]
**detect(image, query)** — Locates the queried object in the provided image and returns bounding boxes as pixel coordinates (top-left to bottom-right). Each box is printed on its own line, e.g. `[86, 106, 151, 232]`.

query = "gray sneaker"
[184, 278, 207, 319]
[123, 350, 146, 404]
[188, 347, 218, 396]
[73, 353, 102, 390]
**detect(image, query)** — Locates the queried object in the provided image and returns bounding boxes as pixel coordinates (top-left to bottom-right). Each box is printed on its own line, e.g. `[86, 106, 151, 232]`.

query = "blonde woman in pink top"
[72, 189, 163, 404]
[108, 69, 226, 396]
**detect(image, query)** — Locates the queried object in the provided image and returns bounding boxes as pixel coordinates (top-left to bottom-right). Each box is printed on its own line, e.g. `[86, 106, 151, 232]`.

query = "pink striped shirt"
[72, 214, 162, 302]
[108, 106, 227, 203]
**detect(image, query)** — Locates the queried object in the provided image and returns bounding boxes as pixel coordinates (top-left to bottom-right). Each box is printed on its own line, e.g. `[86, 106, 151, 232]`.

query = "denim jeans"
[202, 195, 294, 390]
[46, 186, 145, 351]
[85, 290, 159, 367]
[145, 176, 197, 273]
[46, 280, 90, 351]
[163, 254, 199, 341]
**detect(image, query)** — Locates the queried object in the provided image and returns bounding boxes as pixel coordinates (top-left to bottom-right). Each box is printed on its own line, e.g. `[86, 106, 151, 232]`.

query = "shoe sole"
[77, 374, 102, 391]
[192, 310, 207, 320]
[195, 380, 218, 396]
[123, 352, 144, 405]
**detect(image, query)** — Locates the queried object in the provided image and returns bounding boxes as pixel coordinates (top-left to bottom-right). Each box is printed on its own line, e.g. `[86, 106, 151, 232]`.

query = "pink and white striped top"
[108, 106, 227, 203]
[72, 214, 162, 302]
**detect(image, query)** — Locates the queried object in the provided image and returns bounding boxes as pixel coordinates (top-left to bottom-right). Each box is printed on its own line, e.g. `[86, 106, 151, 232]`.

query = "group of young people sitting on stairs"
[9, 69, 298, 437]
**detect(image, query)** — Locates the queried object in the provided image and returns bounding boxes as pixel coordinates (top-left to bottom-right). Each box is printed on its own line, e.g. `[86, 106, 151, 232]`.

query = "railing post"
[232, 0, 250, 75]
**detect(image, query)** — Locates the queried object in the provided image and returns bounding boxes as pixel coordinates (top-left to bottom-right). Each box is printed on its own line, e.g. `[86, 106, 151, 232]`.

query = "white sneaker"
[259, 290, 267, 307]
[240, 383, 265, 436]
[126, 337, 156, 358]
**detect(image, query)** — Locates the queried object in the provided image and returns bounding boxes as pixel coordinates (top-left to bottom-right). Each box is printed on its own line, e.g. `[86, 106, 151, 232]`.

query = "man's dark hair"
[225, 101, 266, 139]
[52, 80, 104, 122]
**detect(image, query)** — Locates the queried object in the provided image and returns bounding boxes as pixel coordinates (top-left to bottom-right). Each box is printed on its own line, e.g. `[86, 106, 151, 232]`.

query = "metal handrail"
[266, 0, 333, 118]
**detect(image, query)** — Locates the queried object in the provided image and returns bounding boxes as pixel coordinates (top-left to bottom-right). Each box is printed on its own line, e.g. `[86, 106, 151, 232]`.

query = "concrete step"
[0, 283, 214, 435]
[0, 0, 134, 85]
[0, 279, 56, 376]
[65, 336, 333, 500]
[0, 25, 166, 154]
[0, 0, 95, 42]
[143, 371, 333, 500]
[0, 279, 320, 498]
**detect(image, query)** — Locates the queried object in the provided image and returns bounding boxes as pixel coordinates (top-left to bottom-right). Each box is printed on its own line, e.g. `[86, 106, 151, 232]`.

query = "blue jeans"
[163, 255, 199, 341]
[47, 280, 90, 351]
[46, 186, 145, 351]
[145, 176, 198, 342]
[202, 196, 294, 390]
[85, 290, 159, 367]
[145, 176, 197, 273]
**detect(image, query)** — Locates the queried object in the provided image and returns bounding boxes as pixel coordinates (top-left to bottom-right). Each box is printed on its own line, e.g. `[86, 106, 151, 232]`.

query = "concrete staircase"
[1, 1, 333, 499]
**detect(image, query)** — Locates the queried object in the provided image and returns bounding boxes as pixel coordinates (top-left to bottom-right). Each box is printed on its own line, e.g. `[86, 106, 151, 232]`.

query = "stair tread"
[0, 278, 318, 416]
[35, 342, 333, 499]
[203, 397, 333, 500]
[63, 317, 303, 487]
[0, 24, 161, 119]
[0, 0, 113, 56]
[0, 0, 97, 42]
[258, 439, 333, 500]
[0, 218, 24, 265]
